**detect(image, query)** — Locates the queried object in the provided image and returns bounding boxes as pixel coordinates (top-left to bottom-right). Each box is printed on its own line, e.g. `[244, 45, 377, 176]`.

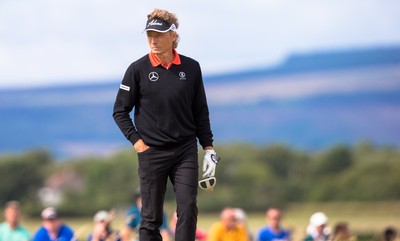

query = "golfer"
[113, 8, 218, 241]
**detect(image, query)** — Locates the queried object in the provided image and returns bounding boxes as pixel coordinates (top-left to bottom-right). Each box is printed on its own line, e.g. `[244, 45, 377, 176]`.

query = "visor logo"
[148, 19, 162, 27]
[149, 72, 159, 82]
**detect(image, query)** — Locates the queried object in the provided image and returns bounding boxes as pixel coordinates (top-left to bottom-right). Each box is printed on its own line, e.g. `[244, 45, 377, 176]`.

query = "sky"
[1, 0, 400, 89]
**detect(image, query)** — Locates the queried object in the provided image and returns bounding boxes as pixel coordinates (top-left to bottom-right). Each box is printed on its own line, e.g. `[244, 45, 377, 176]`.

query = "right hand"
[134, 139, 150, 153]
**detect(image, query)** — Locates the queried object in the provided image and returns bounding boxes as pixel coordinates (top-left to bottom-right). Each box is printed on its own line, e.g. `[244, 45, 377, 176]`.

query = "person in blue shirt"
[120, 191, 171, 241]
[257, 208, 291, 241]
[32, 207, 75, 241]
[125, 192, 142, 230]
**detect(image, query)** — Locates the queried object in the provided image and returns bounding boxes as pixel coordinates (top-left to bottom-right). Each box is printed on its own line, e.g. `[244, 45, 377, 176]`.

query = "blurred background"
[0, 0, 399, 240]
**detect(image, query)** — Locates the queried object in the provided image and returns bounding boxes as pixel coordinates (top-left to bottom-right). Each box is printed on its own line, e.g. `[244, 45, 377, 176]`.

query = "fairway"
[20, 201, 400, 241]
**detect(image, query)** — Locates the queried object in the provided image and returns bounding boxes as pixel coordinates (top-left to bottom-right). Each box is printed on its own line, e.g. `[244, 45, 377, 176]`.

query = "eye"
[146, 32, 156, 38]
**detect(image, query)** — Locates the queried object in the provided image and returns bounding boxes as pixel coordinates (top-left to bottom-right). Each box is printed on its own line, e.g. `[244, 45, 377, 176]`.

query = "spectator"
[382, 227, 397, 241]
[257, 208, 291, 241]
[120, 191, 171, 241]
[207, 207, 251, 241]
[331, 222, 356, 241]
[88, 210, 121, 241]
[0, 200, 30, 241]
[304, 212, 330, 241]
[234, 208, 254, 241]
[32, 207, 75, 241]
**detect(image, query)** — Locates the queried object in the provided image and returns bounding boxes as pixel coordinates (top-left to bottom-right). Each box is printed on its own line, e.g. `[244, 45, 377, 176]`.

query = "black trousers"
[137, 139, 199, 241]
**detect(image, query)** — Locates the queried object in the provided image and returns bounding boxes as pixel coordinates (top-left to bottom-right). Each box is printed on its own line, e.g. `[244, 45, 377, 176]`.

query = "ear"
[170, 31, 177, 41]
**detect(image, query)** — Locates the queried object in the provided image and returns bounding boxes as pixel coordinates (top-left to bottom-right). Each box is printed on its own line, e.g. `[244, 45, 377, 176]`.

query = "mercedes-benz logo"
[148, 72, 159, 82]
[179, 72, 186, 78]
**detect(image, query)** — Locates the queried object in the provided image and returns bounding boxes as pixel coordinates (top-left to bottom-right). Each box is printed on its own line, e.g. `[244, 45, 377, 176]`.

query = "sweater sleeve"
[112, 65, 142, 145]
[192, 62, 214, 149]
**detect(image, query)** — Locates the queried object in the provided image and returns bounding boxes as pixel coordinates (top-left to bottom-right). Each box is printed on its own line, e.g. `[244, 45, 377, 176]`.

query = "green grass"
[19, 201, 400, 241]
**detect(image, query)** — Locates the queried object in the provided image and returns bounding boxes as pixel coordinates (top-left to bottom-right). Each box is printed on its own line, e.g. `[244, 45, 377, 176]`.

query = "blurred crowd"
[0, 198, 398, 241]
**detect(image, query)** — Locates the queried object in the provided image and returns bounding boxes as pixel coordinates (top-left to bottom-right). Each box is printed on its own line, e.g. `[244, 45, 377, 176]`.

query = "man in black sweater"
[113, 8, 218, 241]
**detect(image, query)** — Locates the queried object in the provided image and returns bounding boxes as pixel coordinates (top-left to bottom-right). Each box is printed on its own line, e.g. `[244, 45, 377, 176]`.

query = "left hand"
[202, 149, 219, 178]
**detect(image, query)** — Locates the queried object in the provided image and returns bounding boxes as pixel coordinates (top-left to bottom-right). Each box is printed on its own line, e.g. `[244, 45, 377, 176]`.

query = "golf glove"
[202, 150, 219, 178]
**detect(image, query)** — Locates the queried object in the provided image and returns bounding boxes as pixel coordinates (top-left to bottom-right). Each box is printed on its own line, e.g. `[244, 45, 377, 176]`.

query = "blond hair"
[147, 8, 180, 49]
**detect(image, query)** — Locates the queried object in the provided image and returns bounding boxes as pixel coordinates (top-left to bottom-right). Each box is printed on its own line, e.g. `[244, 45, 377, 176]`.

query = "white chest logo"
[179, 72, 186, 80]
[149, 72, 159, 82]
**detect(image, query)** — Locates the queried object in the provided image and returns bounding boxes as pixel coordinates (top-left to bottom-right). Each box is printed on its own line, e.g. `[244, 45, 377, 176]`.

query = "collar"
[149, 49, 181, 69]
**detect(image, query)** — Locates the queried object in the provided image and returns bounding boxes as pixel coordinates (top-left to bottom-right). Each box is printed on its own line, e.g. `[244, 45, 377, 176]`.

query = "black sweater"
[113, 54, 213, 149]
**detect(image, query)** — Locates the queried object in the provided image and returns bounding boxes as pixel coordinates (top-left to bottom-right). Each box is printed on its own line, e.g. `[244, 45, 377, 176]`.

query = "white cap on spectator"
[93, 210, 109, 222]
[41, 207, 59, 220]
[310, 212, 328, 226]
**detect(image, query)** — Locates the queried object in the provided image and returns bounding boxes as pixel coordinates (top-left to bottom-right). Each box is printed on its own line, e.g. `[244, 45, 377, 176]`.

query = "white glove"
[202, 150, 219, 178]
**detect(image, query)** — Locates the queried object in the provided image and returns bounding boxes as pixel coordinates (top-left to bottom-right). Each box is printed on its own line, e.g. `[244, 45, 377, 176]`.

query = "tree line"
[0, 141, 399, 216]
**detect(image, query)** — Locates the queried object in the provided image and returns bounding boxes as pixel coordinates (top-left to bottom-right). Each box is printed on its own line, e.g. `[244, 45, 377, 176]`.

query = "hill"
[1, 46, 399, 158]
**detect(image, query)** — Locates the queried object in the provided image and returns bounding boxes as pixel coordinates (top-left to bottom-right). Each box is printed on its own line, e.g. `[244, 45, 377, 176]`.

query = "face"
[5, 207, 20, 226]
[267, 209, 282, 228]
[221, 209, 238, 230]
[136, 196, 142, 209]
[146, 31, 176, 55]
[94, 221, 109, 238]
[43, 218, 62, 233]
[316, 224, 326, 235]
